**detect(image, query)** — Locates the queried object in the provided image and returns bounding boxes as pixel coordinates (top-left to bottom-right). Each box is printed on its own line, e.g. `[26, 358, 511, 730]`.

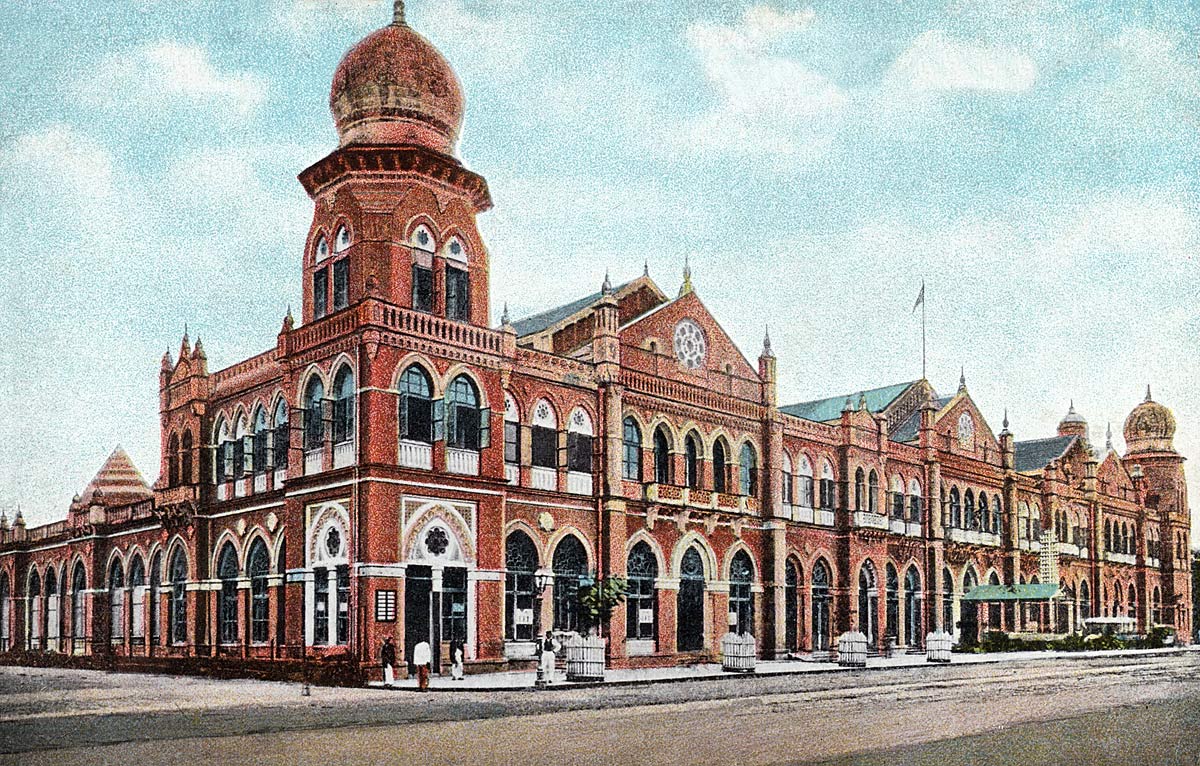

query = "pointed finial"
[501, 302, 511, 326]
[761, 325, 773, 357]
[1068, 399, 1076, 415]
[958, 367, 966, 392]
[392, 0, 406, 25]
[161, 349, 174, 370]
[843, 396, 853, 413]
[282, 305, 294, 333]
[1145, 384, 1152, 402]
[643, 259, 649, 277]
[679, 254, 693, 297]
[1106, 422, 1114, 451]
[193, 337, 206, 360]
[602, 270, 612, 295]
[858, 391, 868, 411]
[1002, 408, 1009, 430]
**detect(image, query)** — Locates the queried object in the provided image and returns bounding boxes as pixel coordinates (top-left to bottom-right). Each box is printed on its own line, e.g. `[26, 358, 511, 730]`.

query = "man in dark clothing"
[381, 636, 397, 688]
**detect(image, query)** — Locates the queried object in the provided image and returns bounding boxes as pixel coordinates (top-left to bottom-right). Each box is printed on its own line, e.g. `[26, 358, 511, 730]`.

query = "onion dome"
[1057, 400, 1088, 439]
[329, 1, 464, 153]
[1123, 386, 1176, 453]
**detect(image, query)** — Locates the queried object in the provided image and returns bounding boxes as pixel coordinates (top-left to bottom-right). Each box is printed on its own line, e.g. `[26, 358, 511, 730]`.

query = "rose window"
[673, 319, 707, 369]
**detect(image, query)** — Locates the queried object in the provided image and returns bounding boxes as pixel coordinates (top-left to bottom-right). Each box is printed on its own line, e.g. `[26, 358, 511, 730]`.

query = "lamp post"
[534, 571, 551, 688]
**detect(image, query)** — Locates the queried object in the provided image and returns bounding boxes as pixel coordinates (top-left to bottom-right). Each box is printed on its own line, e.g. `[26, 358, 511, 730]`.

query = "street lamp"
[534, 571, 552, 688]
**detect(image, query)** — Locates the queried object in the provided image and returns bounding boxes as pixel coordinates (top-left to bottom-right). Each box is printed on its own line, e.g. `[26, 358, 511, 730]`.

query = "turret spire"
[601, 270, 612, 295]
[761, 325, 773, 357]
[392, 0, 406, 25]
[1145, 384, 1152, 402]
[958, 367, 966, 392]
[679, 254, 693, 297]
[1002, 408, 1009, 431]
[501, 302, 511, 326]
[1106, 422, 1114, 452]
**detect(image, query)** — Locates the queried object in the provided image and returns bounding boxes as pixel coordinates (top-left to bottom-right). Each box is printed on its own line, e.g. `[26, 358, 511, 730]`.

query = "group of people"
[380, 635, 466, 691]
[380, 630, 561, 690]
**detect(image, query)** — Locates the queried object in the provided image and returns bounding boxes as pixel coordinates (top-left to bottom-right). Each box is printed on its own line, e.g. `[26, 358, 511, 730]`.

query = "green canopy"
[961, 583, 1060, 602]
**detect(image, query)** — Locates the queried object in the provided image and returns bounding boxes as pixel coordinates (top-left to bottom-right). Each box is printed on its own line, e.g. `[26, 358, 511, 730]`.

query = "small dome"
[1124, 387, 1176, 453]
[329, 8, 464, 153]
[1057, 400, 1088, 439]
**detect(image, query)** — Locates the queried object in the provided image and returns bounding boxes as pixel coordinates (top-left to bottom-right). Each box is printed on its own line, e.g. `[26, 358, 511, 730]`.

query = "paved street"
[3, 651, 1200, 765]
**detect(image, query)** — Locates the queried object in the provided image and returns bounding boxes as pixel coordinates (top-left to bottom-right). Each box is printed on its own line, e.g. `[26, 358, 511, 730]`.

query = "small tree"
[578, 573, 627, 636]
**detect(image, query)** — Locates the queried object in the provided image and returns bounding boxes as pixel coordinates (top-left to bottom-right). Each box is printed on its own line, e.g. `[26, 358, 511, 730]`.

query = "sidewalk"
[371, 645, 1195, 692]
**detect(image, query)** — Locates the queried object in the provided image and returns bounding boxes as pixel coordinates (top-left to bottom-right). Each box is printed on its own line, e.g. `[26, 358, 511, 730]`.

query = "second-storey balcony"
[644, 483, 758, 514]
[948, 528, 1002, 547]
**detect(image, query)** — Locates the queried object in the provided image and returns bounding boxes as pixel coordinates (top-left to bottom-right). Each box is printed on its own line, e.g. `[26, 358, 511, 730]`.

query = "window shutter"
[398, 394, 409, 440]
[479, 407, 491, 449]
[558, 431, 568, 468]
[243, 435, 254, 472]
[433, 398, 445, 442]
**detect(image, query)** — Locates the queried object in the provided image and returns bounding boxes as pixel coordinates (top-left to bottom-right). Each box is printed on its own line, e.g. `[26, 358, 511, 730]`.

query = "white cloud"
[681, 5, 847, 158]
[887, 30, 1037, 95]
[80, 41, 267, 117]
[274, 0, 379, 37]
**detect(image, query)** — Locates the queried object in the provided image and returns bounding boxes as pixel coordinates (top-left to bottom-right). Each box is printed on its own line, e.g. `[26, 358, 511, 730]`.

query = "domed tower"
[298, 0, 492, 326]
[1123, 386, 1190, 637]
[1057, 401, 1089, 441]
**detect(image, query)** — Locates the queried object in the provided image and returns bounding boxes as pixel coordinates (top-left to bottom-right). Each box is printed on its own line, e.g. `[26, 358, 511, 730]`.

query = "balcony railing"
[948, 528, 1002, 547]
[253, 473, 267, 494]
[217, 483, 229, 501]
[905, 521, 922, 537]
[889, 518, 906, 535]
[234, 478, 247, 498]
[791, 505, 814, 524]
[398, 440, 432, 470]
[447, 448, 480, 476]
[814, 509, 835, 526]
[304, 450, 322, 476]
[504, 463, 520, 484]
[273, 466, 286, 488]
[853, 511, 889, 530]
[531, 466, 557, 491]
[333, 441, 355, 469]
[567, 471, 593, 495]
[1105, 551, 1137, 566]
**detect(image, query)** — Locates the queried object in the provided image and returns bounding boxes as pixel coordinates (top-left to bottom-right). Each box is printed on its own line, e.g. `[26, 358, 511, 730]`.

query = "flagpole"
[922, 284, 926, 381]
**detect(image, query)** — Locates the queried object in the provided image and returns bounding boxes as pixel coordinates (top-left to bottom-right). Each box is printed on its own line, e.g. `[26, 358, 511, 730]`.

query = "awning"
[961, 583, 1061, 602]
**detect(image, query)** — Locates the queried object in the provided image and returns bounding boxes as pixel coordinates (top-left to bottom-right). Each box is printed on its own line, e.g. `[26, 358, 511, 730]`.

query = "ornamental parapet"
[644, 484, 757, 514]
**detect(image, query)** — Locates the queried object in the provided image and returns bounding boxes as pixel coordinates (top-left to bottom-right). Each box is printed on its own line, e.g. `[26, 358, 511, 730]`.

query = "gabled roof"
[511, 282, 633, 338]
[1013, 435, 1076, 473]
[781, 381, 917, 424]
[79, 447, 153, 506]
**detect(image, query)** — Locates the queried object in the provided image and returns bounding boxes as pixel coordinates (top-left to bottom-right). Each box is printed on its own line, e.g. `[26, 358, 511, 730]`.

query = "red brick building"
[0, 5, 1190, 678]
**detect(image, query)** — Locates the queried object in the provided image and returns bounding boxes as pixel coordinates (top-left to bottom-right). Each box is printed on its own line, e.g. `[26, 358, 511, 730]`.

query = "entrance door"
[961, 602, 979, 645]
[677, 547, 705, 652]
[405, 566, 439, 674]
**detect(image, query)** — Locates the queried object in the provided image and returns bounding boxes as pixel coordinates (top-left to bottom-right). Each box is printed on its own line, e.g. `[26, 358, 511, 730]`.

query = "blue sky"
[1, 0, 1198, 533]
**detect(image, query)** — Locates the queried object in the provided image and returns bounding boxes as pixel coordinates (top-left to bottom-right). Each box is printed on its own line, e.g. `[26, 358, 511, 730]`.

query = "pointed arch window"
[685, 433, 701, 489]
[867, 470, 879, 513]
[169, 549, 188, 645]
[890, 475, 904, 518]
[248, 539, 270, 644]
[28, 570, 41, 648]
[129, 557, 146, 642]
[214, 418, 230, 485]
[729, 551, 755, 635]
[908, 478, 923, 522]
[252, 408, 270, 474]
[798, 456, 814, 509]
[447, 376, 487, 450]
[654, 428, 673, 485]
[781, 452, 794, 506]
[566, 408, 593, 473]
[854, 468, 865, 511]
[811, 559, 832, 651]
[677, 547, 706, 651]
[622, 417, 642, 481]
[44, 568, 60, 648]
[72, 563, 87, 642]
[1, 572, 11, 651]
[531, 401, 558, 469]
[148, 553, 161, 645]
[217, 544, 239, 645]
[504, 531, 538, 641]
[504, 394, 521, 468]
[819, 461, 836, 511]
[949, 488, 962, 528]
[335, 225, 350, 253]
[332, 366, 355, 446]
[271, 401, 288, 470]
[411, 226, 435, 313]
[739, 443, 758, 496]
[303, 377, 325, 452]
[885, 564, 899, 641]
[712, 439, 727, 493]
[551, 536, 588, 633]
[398, 366, 434, 444]
[109, 560, 125, 642]
[181, 430, 193, 484]
[167, 432, 180, 487]
[626, 542, 658, 641]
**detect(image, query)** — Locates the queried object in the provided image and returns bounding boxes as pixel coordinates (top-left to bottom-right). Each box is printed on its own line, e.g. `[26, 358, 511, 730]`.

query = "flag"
[912, 281, 925, 313]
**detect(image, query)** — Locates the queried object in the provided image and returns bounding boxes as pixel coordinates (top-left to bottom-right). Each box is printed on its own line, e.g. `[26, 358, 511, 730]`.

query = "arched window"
[44, 567, 60, 648]
[819, 460, 836, 510]
[964, 490, 976, 530]
[247, 539, 270, 644]
[447, 376, 487, 451]
[148, 553, 161, 645]
[622, 417, 642, 481]
[889, 475, 904, 518]
[885, 564, 899, 641]
[858, 561, 877, 644]
[1079, 578, 1091, 622]
[784, 559, 801, 652]
[109, 559, 124, 642]
[949, 488, 961, 528]
[252, 408, 269, 474]
[854, 468, 865, 511]
[867, 470, 879, 513]
[214, 417, 230, 485]
[685, 432, 701, 489]
[531, 400, 558, 469]
[729, 551, 754, 635]
[0, 572, 8, 651]
[271, 401, 288, 471]
[28, 569, 41, 648]
[504, 531, 538, 641]
[445, 253, 471, 322]
[992, 496, 1001, 535]
[303, 376, 325, 452]
[979, 492, 990, 532]
[1127, 583, 1136, 619]
[167, 432, 180, 487]
[626, 542, 658, 642]
[566, 408, 593, 473]
[331, 366, 355, 446]
[168, 548, 188, 645]
[942, 567, 954, 633]
[798, 456, 814, 509]
[739, 443, 758, 496]
[410, 225, 434, 313]
[712, 439, 727, 493]
[551, 536, 588, 633]
[217, 544, 239, 645]
[128, 557, 145, 642]
[335, 225, 350, 253]
[505, 395, 521, 470]
[398, 366, 434, 444]
[1152, 586, 1162, 624]
[72, 563, 87, 642]
[180, 429, 193, 484]
[988, 571, 1002, 629]
[315, 235, 329, 263]
[654, 427, 673, 485]
[811, 559, 832, 651]
[904, 567, 922, 646]
[781, 453, 794, 506]
[908, 478, 923, 523]
[1104, 519, 1112, 552]
[677, 546, 706, 651]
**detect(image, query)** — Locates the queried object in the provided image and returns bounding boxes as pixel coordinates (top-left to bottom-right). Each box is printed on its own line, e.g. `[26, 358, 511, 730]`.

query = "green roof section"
[781, 380, 918, 423]
[510, 280, 634, 338]
[961, 583, 1061, 602]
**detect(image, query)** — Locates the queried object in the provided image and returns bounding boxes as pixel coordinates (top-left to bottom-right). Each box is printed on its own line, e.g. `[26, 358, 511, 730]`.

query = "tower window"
[335, 225, 350, 253]
[315, 236, 329, 263]
[313, 267, 328, 319]
[412, 263, 433, 313]
[446, 266, 469, 321]
[332, 259, 349, 311]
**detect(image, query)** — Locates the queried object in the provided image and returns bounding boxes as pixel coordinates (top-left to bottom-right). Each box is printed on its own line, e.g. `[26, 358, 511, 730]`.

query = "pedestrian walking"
[413, 639, 432, 691]
[450, 639, 465, 681]
[381, 636, 396, 689]
[539, 630, 559, 684]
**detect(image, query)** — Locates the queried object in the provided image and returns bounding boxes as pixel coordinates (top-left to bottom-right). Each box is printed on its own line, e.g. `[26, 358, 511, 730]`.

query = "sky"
[0, 0, 1198, 534]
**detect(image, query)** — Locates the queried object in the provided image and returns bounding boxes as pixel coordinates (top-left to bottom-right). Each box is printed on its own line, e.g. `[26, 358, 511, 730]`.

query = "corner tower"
[298, 1, 493, 326]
